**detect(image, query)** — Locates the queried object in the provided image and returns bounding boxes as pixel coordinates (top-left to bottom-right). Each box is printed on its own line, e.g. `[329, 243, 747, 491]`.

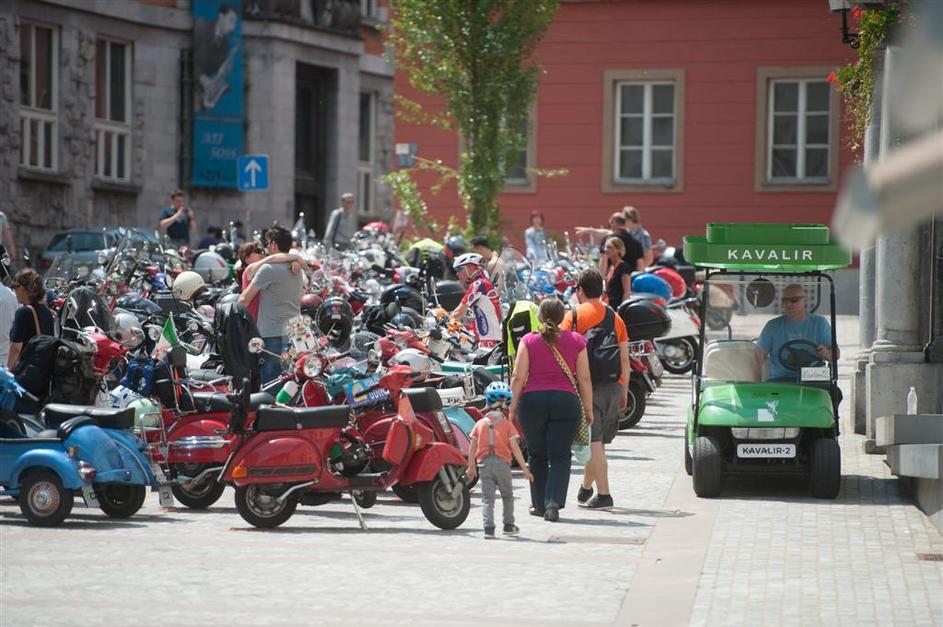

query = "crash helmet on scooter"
[300, 293, 323, 320]
[651, 267, 686, 299]
[390, 306, 424, 330]
[112, 311, 144, 349]
[379, 283, 424, 313]
[444, 235, 467, 261]
[214, 242, 235, 264]
[328, 428, 370, 477]
[484, 381, 513, 409]
[390, 348, 433, 381]
[631, 273, 672, 302]
[317, 297, 354, 347]
[171, 271, 205, 302]
[193, 250, 230, 283]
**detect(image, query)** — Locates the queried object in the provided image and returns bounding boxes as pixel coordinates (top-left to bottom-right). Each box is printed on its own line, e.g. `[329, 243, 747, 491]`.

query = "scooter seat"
[189, 369, 231, 384]
[56, 416, 98, 439]
[254, 405, 350, 432]
[43, 404, 135, 431]
[190, 392, 275, 414]
[403, 387, 443, 413]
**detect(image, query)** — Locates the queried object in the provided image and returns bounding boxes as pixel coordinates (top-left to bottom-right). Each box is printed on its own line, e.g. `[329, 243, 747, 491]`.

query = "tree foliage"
[387, 0, 559, 240]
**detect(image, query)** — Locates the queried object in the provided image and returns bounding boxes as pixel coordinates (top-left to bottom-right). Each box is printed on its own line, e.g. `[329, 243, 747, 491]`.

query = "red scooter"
[221, 383, 471, 530]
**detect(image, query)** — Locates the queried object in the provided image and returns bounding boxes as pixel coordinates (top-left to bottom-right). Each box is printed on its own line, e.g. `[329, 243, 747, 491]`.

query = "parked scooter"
[655, 298, 701, 375]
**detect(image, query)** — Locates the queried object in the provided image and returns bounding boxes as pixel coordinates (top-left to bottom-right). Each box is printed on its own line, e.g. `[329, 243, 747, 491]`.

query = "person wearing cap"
[524, 211, 549, 263]
[450, 253, 503, 346]
[323, 193, 356, 250]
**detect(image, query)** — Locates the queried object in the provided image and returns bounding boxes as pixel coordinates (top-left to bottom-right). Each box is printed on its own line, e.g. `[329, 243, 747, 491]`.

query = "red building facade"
[392, 0, 857, 249]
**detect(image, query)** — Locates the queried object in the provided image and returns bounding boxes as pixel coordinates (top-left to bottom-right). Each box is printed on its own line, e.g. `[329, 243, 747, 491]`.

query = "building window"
[504, 115, 529, 185]
[360, 0, 379, 19]
[358, 92, 375, 214]
[94, 38, 132, 182]
[602, 69, 685, 193]
[19, 22, 59, 171]
[767, 80, 830, 183]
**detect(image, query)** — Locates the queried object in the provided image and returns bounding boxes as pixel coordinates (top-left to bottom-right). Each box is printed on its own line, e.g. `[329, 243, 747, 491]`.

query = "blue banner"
[191, 0, 243, 188]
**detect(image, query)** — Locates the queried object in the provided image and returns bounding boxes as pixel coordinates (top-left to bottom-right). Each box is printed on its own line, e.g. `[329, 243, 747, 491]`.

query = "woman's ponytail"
[537, 298, 566, 344]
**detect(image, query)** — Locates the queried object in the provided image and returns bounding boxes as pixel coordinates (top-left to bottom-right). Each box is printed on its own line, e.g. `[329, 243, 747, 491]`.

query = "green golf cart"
[682, 224, 851, 498]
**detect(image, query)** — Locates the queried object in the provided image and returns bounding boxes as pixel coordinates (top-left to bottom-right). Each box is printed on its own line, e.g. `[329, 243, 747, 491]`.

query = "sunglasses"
[782, 296, 804, 304]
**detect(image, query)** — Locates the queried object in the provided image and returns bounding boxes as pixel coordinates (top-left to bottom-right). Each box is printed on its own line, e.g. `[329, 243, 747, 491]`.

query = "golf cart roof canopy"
[683, 223, 851, 271]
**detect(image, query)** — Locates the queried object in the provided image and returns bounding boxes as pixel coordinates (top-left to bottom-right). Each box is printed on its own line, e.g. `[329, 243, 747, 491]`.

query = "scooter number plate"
[81, 484, 100, 507]
[158, 484, 174, 508]
[736, 443, 796, 458]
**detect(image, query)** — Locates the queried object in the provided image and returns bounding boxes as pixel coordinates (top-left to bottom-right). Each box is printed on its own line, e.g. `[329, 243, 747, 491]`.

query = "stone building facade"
[1, 0, 393, 255]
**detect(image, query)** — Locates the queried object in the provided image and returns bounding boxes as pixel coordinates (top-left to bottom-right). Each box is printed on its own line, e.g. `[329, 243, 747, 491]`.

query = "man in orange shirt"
[562, 268, 630, 509]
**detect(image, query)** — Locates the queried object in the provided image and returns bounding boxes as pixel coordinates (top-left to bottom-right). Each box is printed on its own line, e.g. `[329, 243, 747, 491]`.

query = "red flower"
[852, 5, 862, 19]
[827, 71, 837, 84]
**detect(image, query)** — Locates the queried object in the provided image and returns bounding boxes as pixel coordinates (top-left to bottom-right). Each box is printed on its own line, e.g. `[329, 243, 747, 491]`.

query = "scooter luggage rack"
[628, 340, 651, 358]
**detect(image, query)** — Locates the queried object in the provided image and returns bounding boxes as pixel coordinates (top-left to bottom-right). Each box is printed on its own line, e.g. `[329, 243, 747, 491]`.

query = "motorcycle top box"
[618, 298, 672, 341]
[682, 223, 851, 500]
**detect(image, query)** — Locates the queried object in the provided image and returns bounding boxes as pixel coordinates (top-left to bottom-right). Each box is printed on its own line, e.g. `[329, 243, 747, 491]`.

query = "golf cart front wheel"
[692, 436, 723, 497]
[684, 425, 693, 476]
[619, 378, 647, 430]
[418, 467, 470, 530]
[809, 437, 841, 499]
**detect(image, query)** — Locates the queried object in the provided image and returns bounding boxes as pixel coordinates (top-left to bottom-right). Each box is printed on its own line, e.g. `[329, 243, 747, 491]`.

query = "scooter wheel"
[660, 337, 698, 375]
[418, 467, 470, 530]
[97, 484, 147, 519]
[618, 378, 647, 430]
[19, 471, 73, 527]
[171, 478, 226, 510]
[234, 484, 298, 528]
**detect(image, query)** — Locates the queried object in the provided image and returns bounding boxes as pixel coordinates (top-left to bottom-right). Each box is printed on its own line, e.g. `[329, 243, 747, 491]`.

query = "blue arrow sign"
[237, 154, 269, 191]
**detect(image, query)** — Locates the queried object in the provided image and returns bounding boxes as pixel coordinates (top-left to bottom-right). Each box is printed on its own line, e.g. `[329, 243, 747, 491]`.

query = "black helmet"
[317, 297, 354, 348]
[390, 306, 423, 330]
[214, 242, 235, 263]
[300, 293, 323, 320]
[444, 235, 467, 260]
[379, 283, 424, 314]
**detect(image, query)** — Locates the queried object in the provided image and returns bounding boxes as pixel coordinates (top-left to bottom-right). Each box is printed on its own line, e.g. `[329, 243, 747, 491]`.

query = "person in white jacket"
[0, 283, 18, 367]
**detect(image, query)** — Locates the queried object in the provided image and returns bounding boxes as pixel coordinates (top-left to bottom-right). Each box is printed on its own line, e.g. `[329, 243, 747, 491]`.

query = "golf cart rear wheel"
[684, 425, 693, 476]
[809, 437, 841, 499]
[661, 338, 698, 375]
[392, 482, 419, 503]
[692, 436, 723, 497]
[19, 471, 73, 527]
[619, 378, 647, 430]
[418, 467, 470, 530]
[234, 484, 298, 528]
[97, 484, 147, 519]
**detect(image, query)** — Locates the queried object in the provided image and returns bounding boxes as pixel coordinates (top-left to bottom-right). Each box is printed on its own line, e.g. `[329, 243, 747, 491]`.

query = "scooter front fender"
[398, 442, 466, 485]
[9, 448, 85, 490]
[225, 435, 324, 487]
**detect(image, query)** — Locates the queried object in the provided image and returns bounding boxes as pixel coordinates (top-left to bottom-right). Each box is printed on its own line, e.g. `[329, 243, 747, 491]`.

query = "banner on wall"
[191, 0, 244, 188]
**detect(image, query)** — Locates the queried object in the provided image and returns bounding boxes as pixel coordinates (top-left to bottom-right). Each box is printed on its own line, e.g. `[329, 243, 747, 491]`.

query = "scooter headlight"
[302, 355, 322, 379]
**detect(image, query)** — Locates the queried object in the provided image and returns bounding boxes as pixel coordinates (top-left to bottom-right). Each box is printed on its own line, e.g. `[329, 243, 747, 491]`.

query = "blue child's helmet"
[632, 273, 673, 301]
[484, 381, 513, 407]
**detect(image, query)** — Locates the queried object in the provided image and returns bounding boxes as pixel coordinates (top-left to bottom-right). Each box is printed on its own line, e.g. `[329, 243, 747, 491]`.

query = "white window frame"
[19, 21, 59, 172]
[766, 79, 830, 184]
[94, 37, 133, 182]
[614, 81, 676, 184]
[360, 0, 379, 19]
[357, 91, 375, 214]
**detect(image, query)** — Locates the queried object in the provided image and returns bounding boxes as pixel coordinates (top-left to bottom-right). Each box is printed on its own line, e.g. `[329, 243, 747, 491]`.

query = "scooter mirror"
[146, 325, 162, 341]
[248, 337, 265, 354]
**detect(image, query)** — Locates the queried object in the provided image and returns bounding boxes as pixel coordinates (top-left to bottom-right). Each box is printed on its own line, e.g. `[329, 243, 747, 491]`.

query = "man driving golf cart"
[682, 223, 851, 500]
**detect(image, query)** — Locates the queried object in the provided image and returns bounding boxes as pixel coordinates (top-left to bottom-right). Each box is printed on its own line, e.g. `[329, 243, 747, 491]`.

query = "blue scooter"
[0, 368, 172, 526]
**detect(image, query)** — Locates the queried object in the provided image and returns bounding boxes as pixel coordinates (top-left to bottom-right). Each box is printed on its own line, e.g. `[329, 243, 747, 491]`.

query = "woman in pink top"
[508, 298, 593, 522]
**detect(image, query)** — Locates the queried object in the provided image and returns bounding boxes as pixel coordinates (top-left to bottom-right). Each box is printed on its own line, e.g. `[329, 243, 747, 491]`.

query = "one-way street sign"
[237, 154, 269, 191]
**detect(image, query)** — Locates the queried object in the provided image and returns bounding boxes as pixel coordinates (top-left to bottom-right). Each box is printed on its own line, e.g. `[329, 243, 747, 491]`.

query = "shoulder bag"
[543, 337, 591, 449]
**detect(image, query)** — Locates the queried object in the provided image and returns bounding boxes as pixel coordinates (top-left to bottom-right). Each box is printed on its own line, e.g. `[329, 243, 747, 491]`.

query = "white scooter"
[654, 298, 701, 375]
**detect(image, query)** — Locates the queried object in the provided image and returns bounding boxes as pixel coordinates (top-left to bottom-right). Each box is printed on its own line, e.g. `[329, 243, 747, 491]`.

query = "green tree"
[387, 0, 559, 241]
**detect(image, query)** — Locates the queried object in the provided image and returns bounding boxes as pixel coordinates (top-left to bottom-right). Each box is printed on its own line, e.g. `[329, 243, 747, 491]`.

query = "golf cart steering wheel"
[777, 339, 825, 371]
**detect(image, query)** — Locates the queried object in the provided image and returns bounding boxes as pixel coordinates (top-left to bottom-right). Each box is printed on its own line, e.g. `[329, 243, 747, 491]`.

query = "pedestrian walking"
[323, 193, 356, 250]
[623, 206, 653, 267]
[7, 269, 55, 369]
[602, 236, 632, 307]
[466, 381, 533, 539]
[0, 211, 17, 260]
[238, 225, 302, 384]
[524, 211, 549, 263]
[159, 190, 197, 248]
[561, 268, 630, 510]
[509, 298, 593, 522]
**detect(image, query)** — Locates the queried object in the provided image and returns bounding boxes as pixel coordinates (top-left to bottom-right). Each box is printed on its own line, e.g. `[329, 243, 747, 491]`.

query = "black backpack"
[572, 306, 621, 384]
[12, 334, 60, 399]
[48, 338, 100, 406]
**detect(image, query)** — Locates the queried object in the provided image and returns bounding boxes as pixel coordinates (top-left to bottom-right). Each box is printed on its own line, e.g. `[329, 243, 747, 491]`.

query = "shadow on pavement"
[616, 431, 683, 439]
[228, 525, 480, 536]
[0, 515, 150, 530]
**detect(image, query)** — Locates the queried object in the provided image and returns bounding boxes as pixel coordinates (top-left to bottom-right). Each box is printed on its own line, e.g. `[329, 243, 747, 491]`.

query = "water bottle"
[907, 386, 918, 415]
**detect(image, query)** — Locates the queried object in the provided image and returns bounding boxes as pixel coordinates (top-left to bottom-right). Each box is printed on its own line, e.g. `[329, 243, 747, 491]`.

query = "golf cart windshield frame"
[693, 269, 839, 431]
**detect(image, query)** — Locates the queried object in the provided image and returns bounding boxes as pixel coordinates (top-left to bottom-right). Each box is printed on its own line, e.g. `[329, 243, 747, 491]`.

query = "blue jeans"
[260, 336, 286, 388]
[519, 390, 582, 510]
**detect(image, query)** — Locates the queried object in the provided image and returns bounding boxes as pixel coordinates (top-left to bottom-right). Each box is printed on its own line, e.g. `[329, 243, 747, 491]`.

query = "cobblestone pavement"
[1, 315, 940, 626]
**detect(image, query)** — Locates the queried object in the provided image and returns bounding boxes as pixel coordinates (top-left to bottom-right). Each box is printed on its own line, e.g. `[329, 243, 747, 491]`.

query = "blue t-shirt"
[757, 314, 832, 380]
[160, 207, 190, 243]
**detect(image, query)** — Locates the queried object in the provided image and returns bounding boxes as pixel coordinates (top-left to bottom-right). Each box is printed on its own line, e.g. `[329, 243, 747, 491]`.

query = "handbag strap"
[27, 305, 40, 336]
[544, 338, 578, 394]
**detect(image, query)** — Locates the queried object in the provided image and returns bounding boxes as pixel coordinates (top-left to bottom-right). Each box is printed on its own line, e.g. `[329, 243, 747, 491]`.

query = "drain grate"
[547, 535, 645, 545]
[916, 553, 943, 561]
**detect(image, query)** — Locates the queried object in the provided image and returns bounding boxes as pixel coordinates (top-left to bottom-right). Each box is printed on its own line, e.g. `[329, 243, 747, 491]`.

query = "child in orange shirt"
[467, 382, 533, 539]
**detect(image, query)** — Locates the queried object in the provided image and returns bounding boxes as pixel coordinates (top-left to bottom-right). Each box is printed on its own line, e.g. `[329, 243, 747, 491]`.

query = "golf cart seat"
[702, 340, 768, 382]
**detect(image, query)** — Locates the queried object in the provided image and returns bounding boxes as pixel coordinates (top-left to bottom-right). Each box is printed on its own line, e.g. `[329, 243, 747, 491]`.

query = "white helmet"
[453, 252, 483, 272]
[171, 271, 205, 301]
[390, 348, 433, 381]
[113, 312, 144, 348]
[194, 251, 229, 283]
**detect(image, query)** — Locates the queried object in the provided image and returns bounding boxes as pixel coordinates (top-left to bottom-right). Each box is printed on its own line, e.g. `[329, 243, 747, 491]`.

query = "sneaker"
[529, 506, 545, 517]
[484, 527, 496, 539]
[581, 494, 614, 509]
[503, 523, 520, 536]
[543, 505, 559, 522]
[577, 486, 594, 504]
